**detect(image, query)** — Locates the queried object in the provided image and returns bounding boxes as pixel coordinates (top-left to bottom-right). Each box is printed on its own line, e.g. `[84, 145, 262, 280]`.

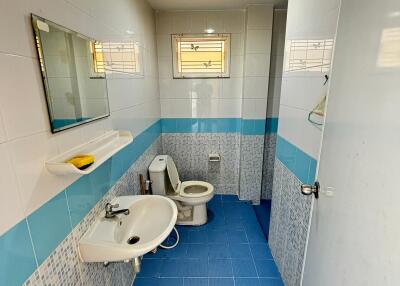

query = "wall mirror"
[32, 14, 110, 133]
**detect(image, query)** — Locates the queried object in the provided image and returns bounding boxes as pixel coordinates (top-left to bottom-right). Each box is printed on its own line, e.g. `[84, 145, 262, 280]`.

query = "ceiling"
[147, 0, 288, 11]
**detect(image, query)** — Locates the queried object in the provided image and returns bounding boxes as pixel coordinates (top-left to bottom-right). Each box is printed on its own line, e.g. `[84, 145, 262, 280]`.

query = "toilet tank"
[149, 155, 169, 195]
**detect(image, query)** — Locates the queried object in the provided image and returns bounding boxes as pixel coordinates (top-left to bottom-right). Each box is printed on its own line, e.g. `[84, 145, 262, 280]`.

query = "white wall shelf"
[46, 130, 133, 175]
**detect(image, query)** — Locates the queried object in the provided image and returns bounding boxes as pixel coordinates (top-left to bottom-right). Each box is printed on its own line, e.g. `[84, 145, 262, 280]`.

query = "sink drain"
[127, 236, 140, 245]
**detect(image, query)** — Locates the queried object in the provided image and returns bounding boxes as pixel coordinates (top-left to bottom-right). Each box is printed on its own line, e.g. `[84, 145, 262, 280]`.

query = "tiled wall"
[261, 10, 287, 200]
[238, 5, 274, 203]
[268, 0, 341, 285]
[156, 6, 275, 202]
[0, 0, 160, 285]
[22, 134, 162, 286]
[156, 10, 246, 119]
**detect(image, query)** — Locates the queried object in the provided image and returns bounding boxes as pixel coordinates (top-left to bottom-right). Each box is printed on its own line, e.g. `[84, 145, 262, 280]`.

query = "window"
[285, 39, 334, 72]
[91, 41, 142, 76]
[172, 34, 231, 78]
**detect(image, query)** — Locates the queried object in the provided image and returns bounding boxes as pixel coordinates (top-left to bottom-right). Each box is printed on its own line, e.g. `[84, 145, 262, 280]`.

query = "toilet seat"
[166, 156, 214, 200]
[180, 181, 214, 198]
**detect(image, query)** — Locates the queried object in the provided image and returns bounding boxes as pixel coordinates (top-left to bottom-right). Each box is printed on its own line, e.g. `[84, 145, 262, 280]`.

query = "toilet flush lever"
[301, 181, 320, 199]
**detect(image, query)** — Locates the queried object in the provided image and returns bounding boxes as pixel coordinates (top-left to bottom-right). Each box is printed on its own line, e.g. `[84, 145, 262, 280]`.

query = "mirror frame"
[31, 14, 110, 133]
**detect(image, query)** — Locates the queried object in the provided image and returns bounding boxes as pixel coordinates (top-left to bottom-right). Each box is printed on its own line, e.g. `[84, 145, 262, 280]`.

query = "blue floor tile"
[134, 278, 157, 286]
[254, 260, 281, 278]
[227, 230, 248, 243]
[259, 278, 285, 286]
[137, 259, 163, 277]
[229, 243, 252, 259]
[208, 259, 233, 277]
[221, 194, 240, 201]
[235, 278, 261, 286]
[181, 259, 208, 277]
[250, 243, 273, 260]
[188, 230, 208, 243]
[158, 278, 184, 286]
[209, 278, 235, 286]
[207, 243, 230, 259]
[207, 230, 228, 243]
[187, 243, 208, 259]
[184, 278, 208, 286]
[136, 195, 283, 286]
[231, 259, 258, 277]
[134, 278, 183, 286]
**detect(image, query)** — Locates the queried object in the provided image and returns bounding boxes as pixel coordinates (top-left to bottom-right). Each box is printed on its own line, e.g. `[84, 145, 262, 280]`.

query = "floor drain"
[127, 236, 140, 245]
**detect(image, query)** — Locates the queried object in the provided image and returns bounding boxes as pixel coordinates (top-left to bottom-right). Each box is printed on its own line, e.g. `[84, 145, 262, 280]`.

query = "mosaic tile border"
[239, 135, 265, 203]
[269, 158, 313, 286]
[261, 133, 277, 200]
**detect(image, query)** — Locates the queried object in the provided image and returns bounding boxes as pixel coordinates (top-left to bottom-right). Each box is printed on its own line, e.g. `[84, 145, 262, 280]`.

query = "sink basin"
[78, 195, 177, 262]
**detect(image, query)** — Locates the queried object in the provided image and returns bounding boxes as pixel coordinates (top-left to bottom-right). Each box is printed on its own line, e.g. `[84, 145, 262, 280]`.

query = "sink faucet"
[105, 203, 130, 218]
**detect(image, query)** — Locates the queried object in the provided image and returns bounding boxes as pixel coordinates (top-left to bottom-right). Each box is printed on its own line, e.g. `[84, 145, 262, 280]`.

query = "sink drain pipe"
[159, 227, 180, 249]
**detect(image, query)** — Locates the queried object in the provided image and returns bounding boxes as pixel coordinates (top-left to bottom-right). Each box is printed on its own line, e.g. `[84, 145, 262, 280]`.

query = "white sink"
[78, 195, 177, 262]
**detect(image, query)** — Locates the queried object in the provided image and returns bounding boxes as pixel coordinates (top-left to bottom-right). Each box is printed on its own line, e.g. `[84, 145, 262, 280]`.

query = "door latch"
[301, 181, 320, 199]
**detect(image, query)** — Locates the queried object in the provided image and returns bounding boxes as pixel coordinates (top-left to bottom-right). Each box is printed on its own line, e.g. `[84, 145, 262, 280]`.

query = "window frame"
[171, 33, 231, 79]
[91, 40, 144, 79]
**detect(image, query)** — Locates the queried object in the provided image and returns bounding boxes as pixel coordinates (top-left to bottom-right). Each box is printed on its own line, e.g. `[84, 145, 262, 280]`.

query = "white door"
[302, 0, 400, 285]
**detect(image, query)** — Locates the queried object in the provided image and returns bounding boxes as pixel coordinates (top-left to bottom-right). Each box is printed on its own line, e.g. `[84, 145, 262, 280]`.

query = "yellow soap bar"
[66, 155, 95, 170]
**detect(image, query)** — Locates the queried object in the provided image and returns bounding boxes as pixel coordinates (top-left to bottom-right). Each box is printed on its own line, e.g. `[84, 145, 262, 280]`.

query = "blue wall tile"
[276, 135, 317, 184]
[1, 119, 163, 286]
[0, 220, 37, 286]
[27, 191, 72, 265]
[66, 175, 100, 228]
[160, 118, 278, 135]
[265, 118, 279, 133]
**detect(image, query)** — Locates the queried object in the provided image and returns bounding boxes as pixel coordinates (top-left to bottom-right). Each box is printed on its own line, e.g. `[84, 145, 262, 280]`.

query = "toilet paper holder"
[209, 153, 221, 162]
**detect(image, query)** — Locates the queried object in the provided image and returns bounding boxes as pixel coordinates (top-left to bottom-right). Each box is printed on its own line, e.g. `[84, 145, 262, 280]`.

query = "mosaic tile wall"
[261, 133, 277, 200]
[238, 135, 265, 203]
[23, 137, 162, 286]
[161, 133, 241, 195]
[268, 159, 313, 286]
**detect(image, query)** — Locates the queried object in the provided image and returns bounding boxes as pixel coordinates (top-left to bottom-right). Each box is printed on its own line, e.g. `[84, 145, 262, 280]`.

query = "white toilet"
[149, 155, 214, 226]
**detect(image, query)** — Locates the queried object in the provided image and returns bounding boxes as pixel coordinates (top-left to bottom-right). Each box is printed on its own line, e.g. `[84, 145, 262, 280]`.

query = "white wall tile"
[0, 112, 6, 143]
[156, 35, 172, 57]
[109, 78, 146, 110]
[160, 98, 193, 118]
[286, 0, 340, 39]
[0, 142, 25, 235]
[218, 99, 242, 118]
[190, 12, 207, 33]
[158, 56, 173, 78]
[0, 54, 49, 140]
[280, 76, 328, 111]
[0, 0, 38, 58]
[231, 33, 245, 56]
[246, 29, 272, 54]
[191, 79, 222, 99]
[230, 55, 244, 77]
[244, 77, 269, 99]
[1, 0, 161, 232]
[247, 5, 273, 30]
[156, 11, 173, 35]
[159, 78, 192, 99]
[172, 12, 191, 33]
[221, 78, 243, 99]
[244, 53, 270, 77]
[10, 132, 79, 216]
[223, 11, 245, 33]
[206, 11, 224, 32]
[242, 98, 268, 119]
[191, 98, 219, 118]
[278, 104, 322, 159]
